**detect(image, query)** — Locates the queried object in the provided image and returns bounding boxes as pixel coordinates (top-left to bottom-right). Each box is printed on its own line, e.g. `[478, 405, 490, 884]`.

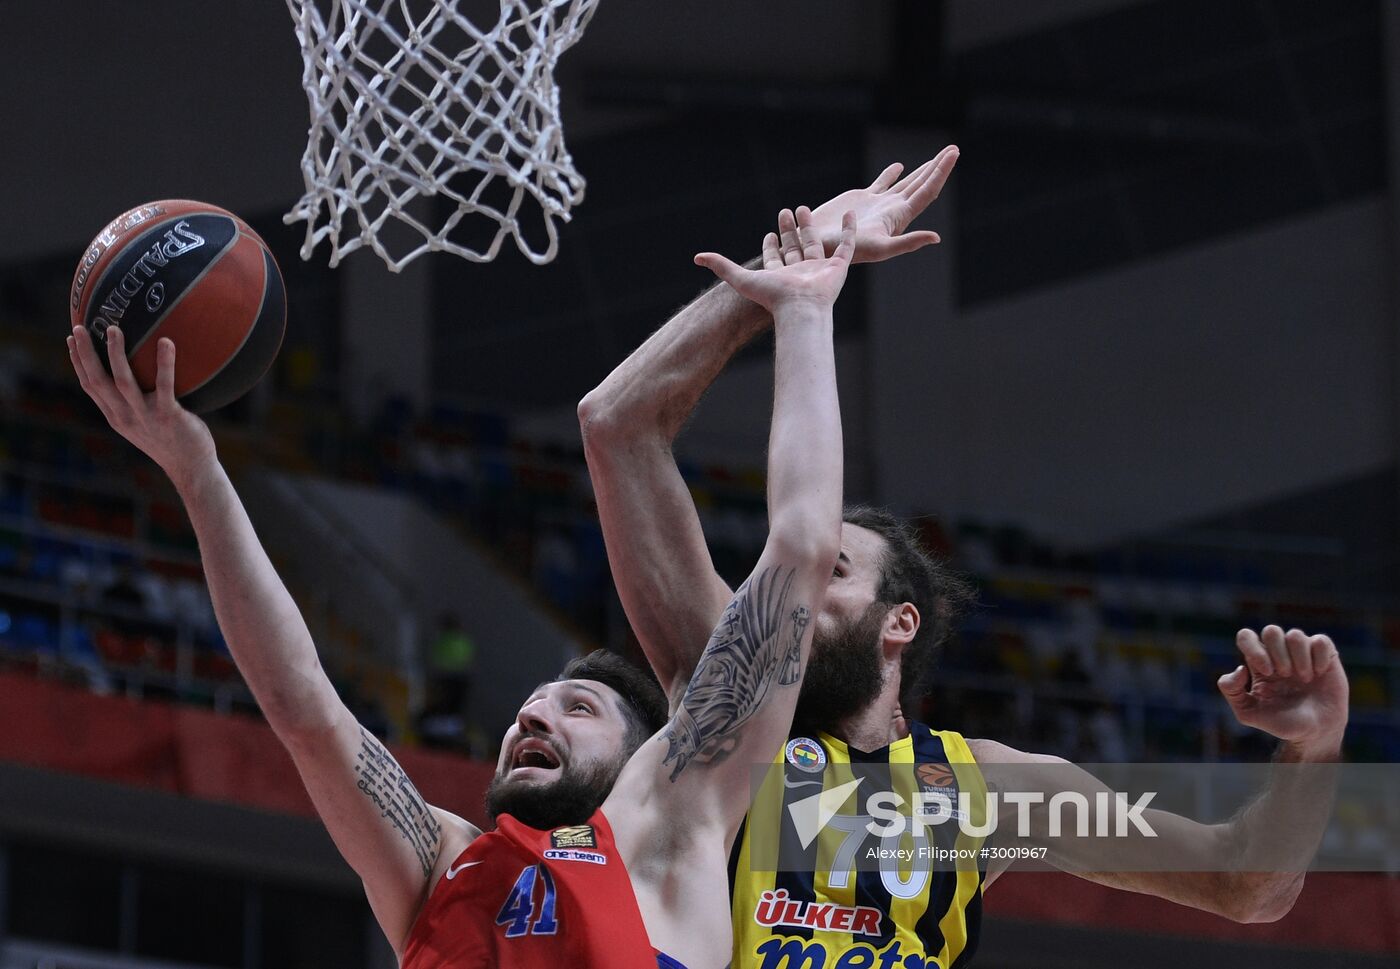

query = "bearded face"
[485, 736, 629, 830]
[794, 600, 888, 729]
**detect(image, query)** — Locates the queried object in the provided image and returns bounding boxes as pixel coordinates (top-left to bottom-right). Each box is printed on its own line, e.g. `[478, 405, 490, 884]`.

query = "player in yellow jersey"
[578, 148, 1350, 968]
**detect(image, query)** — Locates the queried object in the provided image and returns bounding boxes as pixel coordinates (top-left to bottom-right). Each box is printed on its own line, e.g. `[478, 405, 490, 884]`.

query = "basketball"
[69, 200, 286, 413]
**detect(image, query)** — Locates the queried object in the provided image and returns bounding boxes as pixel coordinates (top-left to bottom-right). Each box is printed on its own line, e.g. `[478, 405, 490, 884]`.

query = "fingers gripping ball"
[70, 200, 286, 413]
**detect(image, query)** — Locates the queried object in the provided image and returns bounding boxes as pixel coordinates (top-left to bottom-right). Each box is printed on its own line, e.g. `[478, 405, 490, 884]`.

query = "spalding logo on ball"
[70, 200, 286, 413]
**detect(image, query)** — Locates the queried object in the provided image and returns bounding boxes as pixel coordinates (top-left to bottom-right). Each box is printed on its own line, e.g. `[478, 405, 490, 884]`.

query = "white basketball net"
[284, 0, 599, 271]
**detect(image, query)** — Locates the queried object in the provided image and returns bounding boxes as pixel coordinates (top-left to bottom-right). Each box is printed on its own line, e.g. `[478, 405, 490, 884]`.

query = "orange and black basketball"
[69, 200, 286, 413]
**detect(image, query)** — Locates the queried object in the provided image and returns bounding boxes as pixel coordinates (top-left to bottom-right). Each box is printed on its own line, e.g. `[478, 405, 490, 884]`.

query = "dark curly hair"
[556, 649, 670, 752]
[842, 505, 975, 709]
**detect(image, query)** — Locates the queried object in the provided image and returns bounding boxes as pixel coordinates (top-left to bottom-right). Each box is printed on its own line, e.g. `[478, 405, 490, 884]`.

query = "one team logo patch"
[550, 825, 596, 849]
[543, 848, 607, 865]
[786, 737, 827, 773]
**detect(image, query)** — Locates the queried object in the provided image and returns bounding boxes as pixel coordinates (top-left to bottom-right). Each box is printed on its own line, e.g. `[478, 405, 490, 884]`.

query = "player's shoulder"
[905, 722, 978, 754]
[963, 737, 1068, 766]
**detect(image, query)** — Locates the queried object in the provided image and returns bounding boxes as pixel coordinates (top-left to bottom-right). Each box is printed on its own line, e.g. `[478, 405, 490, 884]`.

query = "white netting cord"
[285, 0, 600, 270]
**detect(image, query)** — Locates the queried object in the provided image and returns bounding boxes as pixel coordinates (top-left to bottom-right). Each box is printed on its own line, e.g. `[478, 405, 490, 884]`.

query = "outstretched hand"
[808, 145, 959, 264]
[68, 325, 215, 487]
[1218, 626, 1349, 757]
[695, 208, 857, 314]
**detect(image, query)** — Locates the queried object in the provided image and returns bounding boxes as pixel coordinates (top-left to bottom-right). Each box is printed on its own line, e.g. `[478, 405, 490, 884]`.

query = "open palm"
[695, 207, 857, 313]
[809, 146, 959, 263]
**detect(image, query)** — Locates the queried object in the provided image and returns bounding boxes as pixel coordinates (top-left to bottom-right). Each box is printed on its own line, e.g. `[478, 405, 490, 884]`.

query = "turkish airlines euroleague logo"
[88, 221, 208, 337]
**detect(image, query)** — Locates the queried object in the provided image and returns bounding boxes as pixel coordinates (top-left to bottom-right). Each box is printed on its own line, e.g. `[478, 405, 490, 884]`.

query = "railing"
[0, 573, 249, 713]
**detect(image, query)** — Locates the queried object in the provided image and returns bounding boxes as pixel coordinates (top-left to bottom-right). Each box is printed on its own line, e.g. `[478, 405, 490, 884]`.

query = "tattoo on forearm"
[354, 726, 442, 877]
[662, 566, 809, 781]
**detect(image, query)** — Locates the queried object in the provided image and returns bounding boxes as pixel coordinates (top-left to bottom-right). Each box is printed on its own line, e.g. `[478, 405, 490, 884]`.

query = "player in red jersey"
[68, 206, 861, 967]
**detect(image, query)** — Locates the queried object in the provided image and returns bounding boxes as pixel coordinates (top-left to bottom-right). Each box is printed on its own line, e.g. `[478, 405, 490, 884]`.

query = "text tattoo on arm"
[354, 727, 442, 877]
[662, 566, 810, 781]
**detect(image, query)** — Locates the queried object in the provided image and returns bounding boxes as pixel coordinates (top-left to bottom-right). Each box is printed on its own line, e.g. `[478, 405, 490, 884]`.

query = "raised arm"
[578, 148, 959, 706]
[974, 626, 1348, 922]
[576, 269, 761, 706]
[607, 208, 856, 843]
[67, 327, 475, 954]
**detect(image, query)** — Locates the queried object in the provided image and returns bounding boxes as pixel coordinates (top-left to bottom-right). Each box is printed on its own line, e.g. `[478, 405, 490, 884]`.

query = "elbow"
[273, 701, 350, 754]
[256, 667, 346, 743]
[1221, 878, 1301, 924]
[1229, 900, 1291, 925]
[577, 391, 623, 463]
[264, 697, 333, 739]
[577, 388, 627, 447]
[576, 389, 607, 440]
[1243, 905, 1292, 925]
[1241, 892, 1300, 924]
[578, 388, 668, 463]
[766, 513, 841, 575]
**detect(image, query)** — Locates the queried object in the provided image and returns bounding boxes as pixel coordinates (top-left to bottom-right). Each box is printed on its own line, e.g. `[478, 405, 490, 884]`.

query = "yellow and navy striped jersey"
[729, 723, 986, 969]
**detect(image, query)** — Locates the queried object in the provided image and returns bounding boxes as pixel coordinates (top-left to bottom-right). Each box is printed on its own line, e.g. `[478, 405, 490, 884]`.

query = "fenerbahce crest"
[785, 738, 826, 773]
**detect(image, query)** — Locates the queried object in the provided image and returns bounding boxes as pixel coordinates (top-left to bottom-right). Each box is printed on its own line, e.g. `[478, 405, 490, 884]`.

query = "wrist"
[771, 295, 836, 323]
[1279, 733, 1344, 763]
[165, 451, 223, 502]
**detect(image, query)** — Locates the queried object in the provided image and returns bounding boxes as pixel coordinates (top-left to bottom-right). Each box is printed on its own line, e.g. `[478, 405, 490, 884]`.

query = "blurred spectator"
[534, 527, 578, 614]
[100, 564, 147, 614]
[99, 564, 172, 647]
[0, 344, 32, 407]
[417, 613, 477, 750]
[1086, 705, 1130, 761]
[134, 571, 175, 625]
[170, 577, 218, 637]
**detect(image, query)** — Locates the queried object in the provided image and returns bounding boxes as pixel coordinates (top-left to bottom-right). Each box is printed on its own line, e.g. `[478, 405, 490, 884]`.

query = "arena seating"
[0, 326, 1395, 764]
[0, 339, 379, 726]
[321, 397, 1399, 762]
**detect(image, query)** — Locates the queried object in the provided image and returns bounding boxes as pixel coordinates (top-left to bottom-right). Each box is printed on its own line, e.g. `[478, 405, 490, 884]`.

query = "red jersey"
[403, 809, 681, 969]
